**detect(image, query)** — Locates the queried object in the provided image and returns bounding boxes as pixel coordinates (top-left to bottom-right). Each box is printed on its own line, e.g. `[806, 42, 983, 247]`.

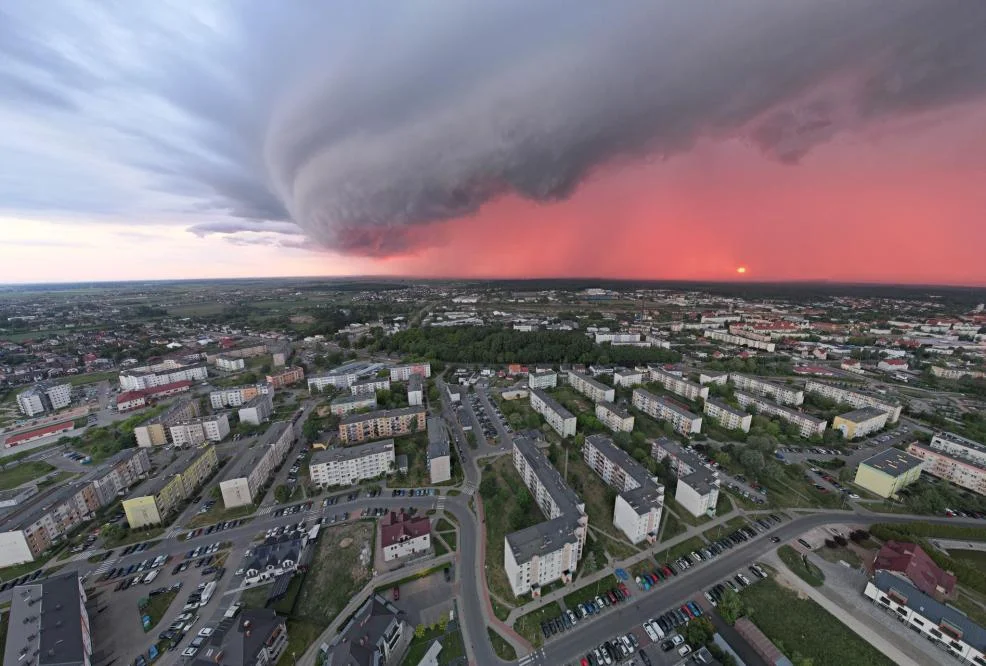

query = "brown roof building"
[872, 540, 957, 601]
[380, 510, 431, 562]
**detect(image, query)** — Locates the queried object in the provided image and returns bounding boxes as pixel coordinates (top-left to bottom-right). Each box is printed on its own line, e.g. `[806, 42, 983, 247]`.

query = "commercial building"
[872, 540, 957, 601]
[190, 609, 288, 666]
[583, 434, 664, 544]
[266, 365, 305, 389]
[632, 389, 703, 436]
[730, 373, 803, 406]
[804, 380, 902, 423]
[338, 406, 426, 444]
[699, 371, 729, 386]
[832, 407, 889, 440]
[651, 437, 721, 518]
[115, 379, 191, 412]
[649, 367, 709, 402]
[530, 388, 577, 438]
[864, 570, 986, 665]
[309, 439, 396, 488]
[381, 509, 431, 562]
[595, 401, 635, 433]
[2, 420, 75, 448]
[407, 373, 424, 406]
[505, 437, 588, 597]
[308, 371, 358, 392]
[703, 329, 776, 352]
[390, 362, 431, 381]
[735, 391, 826, 438]
[216, 355, 246, 372]
[907, 442, 986, 497]
[122, 445, 218, 528]
[329, 393, 378, 417]
[932, 366, 985, 380]
[324, 593, 410, 666]
[567, 371, 615, 403]
[209, 382, 272, 409]
[2, 572, 91, 666]
[854, 448, 923, 499]
[238, 393, 274, 425]
[220, 422, 294, 508]
[703, 398, 752, 433]
[350, 377, 391, 396]
[529, 370, 558, 389]
[134, 397, 200, 447]
[169, 413, 231, 447]
[427, 417, 451, 484]
[119, 359, 208, 391]
[16, 381, 72, 417]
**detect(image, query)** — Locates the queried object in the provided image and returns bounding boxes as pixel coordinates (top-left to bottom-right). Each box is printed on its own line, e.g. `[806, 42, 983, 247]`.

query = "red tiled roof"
[5, 421, 74, 445]
[874, 541, 956, 599]
[116, 379, 191, 405]
[380, 510, 430, 548]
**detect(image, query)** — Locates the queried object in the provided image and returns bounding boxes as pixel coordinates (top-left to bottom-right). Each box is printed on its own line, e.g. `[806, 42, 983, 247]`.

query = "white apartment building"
[832, 407, 889, 439]
[381, 510, 431, 562]
[651, 438, 720, 518]
[505, 438, 588, 597]
[528, 371, 558, 390]
[309, 439, 396, 488]
[169, 414, 230, 447]
[16, 382, 72, 417]
[735, 391, 826, 438]
[932, 366, 985, 380]
[703, 329, 776, 352]
[583, 435, 663, 544]
[390, 363, 431, 382]
[730, 373, 804, 406]
[567, 371, 615, 403]
[407, 374, 424, 406]
[530, 388, 577, 438]
[594, 332, 642, 344]
[699, 371, 728, 386]
[308, 372, 358, 392]
[804, 380, 902, 423]
[613, 369, 644, 388]
[595, 401, 635, 433]
[119, 361, 208, 391]
[703, 398, 752, 433]
[427, 417, 451, 484]
[350, 377, 391, 396]
[216, 355, 246, 372]
[906, 443, 986, 496]
[238, 393, 274, 425]
[209, 383, 273, 409]
[220, 422, 294, 508]
[330, 394, 378, 416]
[631, 389, 703, 436]
[649, 367, 709, 402]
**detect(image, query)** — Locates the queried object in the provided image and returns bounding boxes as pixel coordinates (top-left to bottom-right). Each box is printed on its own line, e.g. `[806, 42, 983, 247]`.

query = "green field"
[0, 460, 55, 490]
[486, 628, 517, 661]
[561, 575, 617, 609]
[140, 590, 179, 632]
[653, 535, 707, 565]
[777, 545, 825, 587]
[513, 602, 562, 648]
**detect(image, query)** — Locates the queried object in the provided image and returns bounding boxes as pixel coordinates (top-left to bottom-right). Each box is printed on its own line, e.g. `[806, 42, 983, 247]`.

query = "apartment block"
[735, 391, 825, 438]
[330, 393, 378, 417]
[169, 413, 230, 447]
[134, 397, 200, 447]
[350, 377, 391, 396]
[266, 365, 305, 389]
[446, 383, 462, 403]
[730, 373, 803, 406]
[309, 439, 396, 488]
[703, 398, 752, 433]
[338, 406, 427, 444]
[308, 372, 358, 392]
[119, 360, 208, 391]
[407, 374, 424, 406]
[206, 343, 268, 363]
[631, 389, 702, 436]
[16, 381, 72, 417]
[804, 379, 902, 423]
[238, 393, 274, 425]
[116, 380, 191, 412]
[567, 371, 615, 403]
[390, 362, 431, 382]
[3, 572, 92, 666]
[703, 329, 776, 352]
[651, 437, 720, 518]
[613, 369, 644, 388]
[699, 371, 729, 386]
[505, 438, 588, 597]
[216, 355, 246, 372]
[854, 448, 923, 499]
[209, 382, 272, 409]
[595, 401, 635, 433]
[427, 417, 451, 484]
[907, 442, 986, 497]
[928, 431, 986, 467]
[123, 445, 218, 528]
[530, 388, 577, 438]
[583, 434, 664, 544]
[649, 367, 709, 402]
[220, 422, 294, 508]
[832, 407, 889, 440]
[529, 371, 558, 390]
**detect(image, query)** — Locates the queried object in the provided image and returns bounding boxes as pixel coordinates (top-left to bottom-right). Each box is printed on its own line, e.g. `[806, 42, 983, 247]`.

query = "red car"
[392, 586, 400, 601]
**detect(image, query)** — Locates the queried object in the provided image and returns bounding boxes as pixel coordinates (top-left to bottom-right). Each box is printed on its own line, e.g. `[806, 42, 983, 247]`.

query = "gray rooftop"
[736, 391, 825, 425]
[326, 594, 405, 666]
[731, 373, 801, 394]
[331, 393, 377, 407]
[128, 447, 207, 498]
[225, 422, 291, 480]
[192, 609, 286, 666]
[427, 418, 450, 460]
[634, 389, 700, 420]
[568, 370, 611, 393]
[310, 439, 395, 466]
[585, 434, 664, 515]
[530, 388, 574, 420]
[704, 397, 747, 418]
[4, 572, 87, 666]
[837, 406, 889, 423]
[614, 368, 642, 377]
[340, 405, 425, 426]
[860, 448, 924, 476]
[652, 437, 719, 495]
[408, 374, 423, 391]
[596, 401, 631, 420]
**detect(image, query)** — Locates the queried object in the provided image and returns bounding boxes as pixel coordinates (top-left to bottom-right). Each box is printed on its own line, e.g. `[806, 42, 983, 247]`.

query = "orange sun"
[736, 266, 747, 274]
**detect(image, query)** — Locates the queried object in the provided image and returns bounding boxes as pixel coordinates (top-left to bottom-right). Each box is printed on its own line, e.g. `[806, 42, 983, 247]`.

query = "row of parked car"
[705, 564, 768, 606]
[186, 518, 245, 540]
[100, 554, 171, 583]
[541, 583, 632, 641]
[273, 500, 313, 517]
[120, 541, 154, 556]
[391, 488, 439, 497]
[184, 541, 226, 561]
[0, 568, 45, 592]
[578, 630, 642, 666]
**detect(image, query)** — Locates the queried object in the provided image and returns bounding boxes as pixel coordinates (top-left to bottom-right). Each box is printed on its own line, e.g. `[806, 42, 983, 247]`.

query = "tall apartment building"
[651, 437, 721, 518]
[90, 448, 152, 506]
[390, 362, 431, 382]
[613, 369, 644, 388]
[134, 397, 200, 447]
[238, 393, 274, 425]
[122, 445, 219, 528]
[907, 436, 986, 497]
[119, 360, 208, 391]
[832, 407, 889, 440]
[649, 368, 709, 402]
[595, 401, 635, 433]
[116, 379, 192, 412]
[699, 371, 729, 386]
[308, 371, 358, 392]
[735, 391, 826, 438]
[529, 371, 558, 390]
[730, 373, 803, 406]
[854, 448, 923, 499]
[205, 343, 267, 363]
[350, 377, 391, 396]
[309, 439, 396, 488]
[220, 422, 294, 508]
[265, 365, 305, 389]
[530, 388, 577, 438]
[703, 329, 776, 352]
[703, 398, 752, 433]
[407, 374, 424, 406]
[209, 383, 272, 408]
[567, 371, 615, 403]
[583, 434, 664, 544]
[631, 389, 702, 436]
[2, 572, 92, 666]
[427, 417, 451, 484]
[505, 438, 588, 597]
[338, 406, 427, 444]
[169, 413, 230, 447]
[804, 380, 902, 423]
[16, 381, 72, 417]
[216, 355, 246, 372]
[330, 393, 378, 416]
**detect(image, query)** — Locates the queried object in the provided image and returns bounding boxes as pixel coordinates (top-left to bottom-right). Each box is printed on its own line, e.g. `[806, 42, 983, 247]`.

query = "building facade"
[119, 360, 208, 391]
[220, 422, 294, 508]
[730, 373, 803, 406]
[854, 448, 924, 499]
[529, 371, 558, 389]
[329, 393, 378, 417]
[209, 382, 272, 408]
[804, 380, 902, 423]
[631, 389, 702, 436]
[134, 397, 200, 447]
[123, 445, 218, 528]
[309, 439, 396, 488]
[381, 510, 431, 562]
[583, 434, 663, 544]
[216, 355, 246, 372]
[907, 442, 986, 497]
[308, 372, 358, 392]
[266, 365, 305, 389]
[703, 398, 752, 433]
[390, 363, 431, 381]
[350, 377, 391, 396]
[613, 369, 645, 388]
[649, 367, 709, 401]
[238, 393, 274, 425]
[703, 329, 776, 352]
[651, 438, 720, 517]
[567, 371, 615, 403]
[735, 391, 826, 438]
[832, 407, 889, 439]
[338, 406, 427, 444]
[16, 381, 72, 417]
[169, 413, 231, 447]
[530, 388, 577, 438]
[595, 401, 635, 433]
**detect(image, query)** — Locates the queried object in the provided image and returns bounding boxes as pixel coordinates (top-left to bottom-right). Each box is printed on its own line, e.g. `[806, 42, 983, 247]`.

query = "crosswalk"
[518, 648, 544, 666]
[92, 557, 117, 576]
[435, 496, 446, 512]
[256, 505, 275, 516]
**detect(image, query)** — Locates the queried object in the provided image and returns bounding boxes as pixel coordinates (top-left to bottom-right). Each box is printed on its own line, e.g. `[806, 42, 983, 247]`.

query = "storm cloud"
[2, 0, 986, 255]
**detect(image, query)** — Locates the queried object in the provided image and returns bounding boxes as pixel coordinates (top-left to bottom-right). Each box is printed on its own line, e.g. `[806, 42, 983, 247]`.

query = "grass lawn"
[479, 456, 539, 605]
[293, 521, 374, 626]
[0, 460, 55, 490]
[102, 528, 164, 550]
[239, 583, 273, 609]
[562, 575, 617, 610]
[487, 627, 517, 661]
[0, 548, 64, 583]
[668, 498, 712, 527]
[741, 577, 895, 666]
[438, 529, 457, 550]
[275, 618, 325, 666]
[37, 470, 76, 489]
[653, 535, 707, 565]
[0, 606, 9, 656]
[490, 598, 511, 622]
[435, 517, 455, 532]
[185, 503, 256, 528]
[660, 510, 686, 540]
[403, 625, 466, 665]
[947, 549, 986, 568]
[952, 590, 986, 627]
[703, 516, 749, 542]
[140, 590, 179, 632]
[65, 371, 118, 386]
[815, 544, 863, 568]
[513, 602, 562, 648]
[777, 545, 825, 587]
[433, 537, 449, 557]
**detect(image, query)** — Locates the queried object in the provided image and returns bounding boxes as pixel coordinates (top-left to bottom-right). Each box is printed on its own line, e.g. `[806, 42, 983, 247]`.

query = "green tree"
[683, 617, 715, 647]
[274, 485, 291, 503]
[717, 586, 745, 625]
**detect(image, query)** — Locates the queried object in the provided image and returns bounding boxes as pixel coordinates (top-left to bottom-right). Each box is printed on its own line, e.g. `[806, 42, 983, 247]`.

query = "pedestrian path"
[256, 505, 275, 516]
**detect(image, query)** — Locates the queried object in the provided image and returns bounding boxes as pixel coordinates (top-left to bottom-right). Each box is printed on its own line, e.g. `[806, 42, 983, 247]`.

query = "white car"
[643, 622, 658, 642]
[198, 627, 214, 638]
[670, 634, 685, 647]
[678, 644, 692, 657]
[648, 619, 664, 640]
[182, 647, 199, 658]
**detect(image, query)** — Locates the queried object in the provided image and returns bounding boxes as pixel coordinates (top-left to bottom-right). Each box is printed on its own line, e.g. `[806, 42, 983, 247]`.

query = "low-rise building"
[854, 448, 923, 499]
[649, 367, 709, 401]
[115, 379, 192, 412]
[206, 342, 268, 363]
[529, 370, 558, 389]
[324, 594, 410, 666]
[330, 393, 377, 417]
[530, 388, 577, 438]
[804, 379, 902, 423]
[220, 422, 294, 508]
[407, 374, 424, 406]
[390, 362, 431, 381]
[134, 397, 200, 447]
[266, 365, 305, 389]
[123, 445, 218, 528]
[216, 355, 246, 372]
[169, 413, 231, 447]
[309, 439, 396, 488]
[191, 609, 288, 666]
[735, 391, 826, 438]
[381, 509, 431, 562]
[16, 381, 72, 417]
[350, 377, 391, 396]
[651, 438, 720, 517]
[338, 406, 427, 444]
[567, 371, 615, 403]
[427, 417, 451, 484]
[703, 398, 752, 433]
[878, 358, 910, 372]
[583, 434, 664, 544]
[631, 389, 702, 436]
[2, 572, 92, 666]
[872, 540, 956, 601]
[613, 368, 644, 388]
[832, 407, 889, 439]
[238, 393, 274, 425]
[209, 382, 272, 408]
[595, 401, 635, 433]
[730, 373, 803, 406]
[446, 383, 462, 404]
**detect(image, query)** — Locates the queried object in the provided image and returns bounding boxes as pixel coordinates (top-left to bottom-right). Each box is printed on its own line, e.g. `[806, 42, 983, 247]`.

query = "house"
[191, 609, 289, 666]
[381, 510, 431, 562]
[324, 594, 410, 666]
[872, 541, 957, 601]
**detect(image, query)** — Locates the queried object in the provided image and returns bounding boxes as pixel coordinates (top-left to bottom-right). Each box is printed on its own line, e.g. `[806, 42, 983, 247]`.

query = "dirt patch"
[339, 537, 353, 548]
